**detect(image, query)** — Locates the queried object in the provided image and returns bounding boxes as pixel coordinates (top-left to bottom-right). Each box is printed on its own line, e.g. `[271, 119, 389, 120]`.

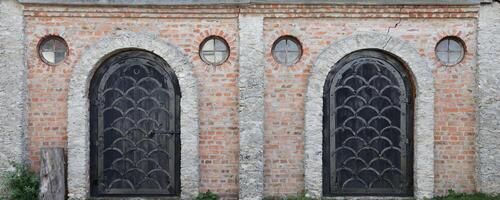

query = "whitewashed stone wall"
[238, 15, 265, 200]
[477, 1, 500, 194]
[0, 0, 26, 172]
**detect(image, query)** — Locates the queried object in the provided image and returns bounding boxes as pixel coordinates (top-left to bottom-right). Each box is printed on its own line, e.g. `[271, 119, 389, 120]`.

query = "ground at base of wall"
[264, 193, 415, 200]
[430, 190, 500, 200]
[321, 197, 414, 200]
[81, 197, 180, 200]
[264, 194, 500, 200]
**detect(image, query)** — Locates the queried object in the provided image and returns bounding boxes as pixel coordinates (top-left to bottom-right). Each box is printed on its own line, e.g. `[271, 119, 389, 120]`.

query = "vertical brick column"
[238, 15, 265, 200]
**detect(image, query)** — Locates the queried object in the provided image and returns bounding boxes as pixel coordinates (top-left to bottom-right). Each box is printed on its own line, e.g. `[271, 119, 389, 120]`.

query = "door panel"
[90, 50, 181, 197]
[323, 50, 413, 196]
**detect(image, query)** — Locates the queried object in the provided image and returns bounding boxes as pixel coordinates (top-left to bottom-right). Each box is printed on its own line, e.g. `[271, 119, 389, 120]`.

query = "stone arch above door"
[304, 33, 434, 199]
[67, 32, 199, 199]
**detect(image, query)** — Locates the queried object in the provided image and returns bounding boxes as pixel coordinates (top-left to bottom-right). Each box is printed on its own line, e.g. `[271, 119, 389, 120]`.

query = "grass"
[195, 190, 219, 200]
[263, 190, 500, 200]
[0, 162, 39, 200]
[264, 192, 317, 200]
[430, 190, 500, 200]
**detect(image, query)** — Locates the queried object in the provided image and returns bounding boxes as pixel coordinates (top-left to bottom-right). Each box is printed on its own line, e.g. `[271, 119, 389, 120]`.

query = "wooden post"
[39, 148, 65, 200]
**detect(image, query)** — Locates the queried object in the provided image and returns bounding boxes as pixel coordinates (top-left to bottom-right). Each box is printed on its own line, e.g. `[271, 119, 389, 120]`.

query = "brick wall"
[24, 5, 240, 197]
[22, 3, 480, 198]
[260, 10, 477, 195]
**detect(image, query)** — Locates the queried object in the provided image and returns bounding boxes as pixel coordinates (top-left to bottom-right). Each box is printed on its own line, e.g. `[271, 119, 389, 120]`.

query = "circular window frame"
[271, 35, 303, 66]
[435, 36, 466, 66]
[199, 36, 230, 66]
[37, 35, 69, 66]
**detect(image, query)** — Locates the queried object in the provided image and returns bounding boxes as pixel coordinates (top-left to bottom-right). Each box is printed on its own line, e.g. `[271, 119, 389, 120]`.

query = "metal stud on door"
[90, 50, 181, 197]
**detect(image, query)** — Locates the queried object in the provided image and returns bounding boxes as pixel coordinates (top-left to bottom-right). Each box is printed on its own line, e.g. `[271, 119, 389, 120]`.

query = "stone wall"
[477, 0, 500, 194]
[0, 0, 26, 172]
[8, 1, 490, 199]
[238, 15, 266, 200]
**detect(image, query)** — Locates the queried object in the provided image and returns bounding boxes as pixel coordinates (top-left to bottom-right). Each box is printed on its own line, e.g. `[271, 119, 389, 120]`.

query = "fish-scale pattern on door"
[91, 53, 178, 196]
[328, 57, 409, 195]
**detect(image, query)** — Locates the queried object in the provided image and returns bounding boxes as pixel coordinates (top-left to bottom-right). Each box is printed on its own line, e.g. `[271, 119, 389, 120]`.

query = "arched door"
[90, 50, 181, 197]
[323, 50, 413, 196]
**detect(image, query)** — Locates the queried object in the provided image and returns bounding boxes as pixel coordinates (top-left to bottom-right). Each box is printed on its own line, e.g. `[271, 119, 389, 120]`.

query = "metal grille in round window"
[38, 36, 68, 65]
[435, 37, 465, 66]
[272, 36, 302, 66]
[199, 36, 229, 65]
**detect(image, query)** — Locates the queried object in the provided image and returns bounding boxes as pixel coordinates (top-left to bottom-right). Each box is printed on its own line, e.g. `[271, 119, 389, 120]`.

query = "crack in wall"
[383, 6, 402, 49]
[386, 6, 403, 35]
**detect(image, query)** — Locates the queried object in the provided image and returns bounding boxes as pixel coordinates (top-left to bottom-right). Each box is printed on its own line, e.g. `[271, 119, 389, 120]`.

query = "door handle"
[148, 131, 180, 138]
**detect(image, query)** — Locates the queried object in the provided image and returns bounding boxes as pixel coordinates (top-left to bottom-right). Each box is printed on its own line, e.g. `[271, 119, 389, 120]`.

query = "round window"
[199, 36, 230, 65]
[272, 36, 302, 66]
[38, 36, 68, 65]
[435, 37, 465, 66]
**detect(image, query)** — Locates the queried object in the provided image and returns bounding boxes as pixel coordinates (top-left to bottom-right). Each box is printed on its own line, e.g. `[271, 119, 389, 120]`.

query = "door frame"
[67, 32, 200, 199]
[304, 33, 435, 199]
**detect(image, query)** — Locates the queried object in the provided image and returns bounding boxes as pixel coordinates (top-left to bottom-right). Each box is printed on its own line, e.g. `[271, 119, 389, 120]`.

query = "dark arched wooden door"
[323, 50, 413, 196]
[90, 50, 181, 197]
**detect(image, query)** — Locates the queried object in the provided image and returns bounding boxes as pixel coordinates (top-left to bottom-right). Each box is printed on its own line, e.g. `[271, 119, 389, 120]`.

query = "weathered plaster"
[476, 1, 500, 194]
[238, 15, 265, 200]
[304, 33, 435, 199]
[67, 32, 199, 199]
[0, 0, 27, 171]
